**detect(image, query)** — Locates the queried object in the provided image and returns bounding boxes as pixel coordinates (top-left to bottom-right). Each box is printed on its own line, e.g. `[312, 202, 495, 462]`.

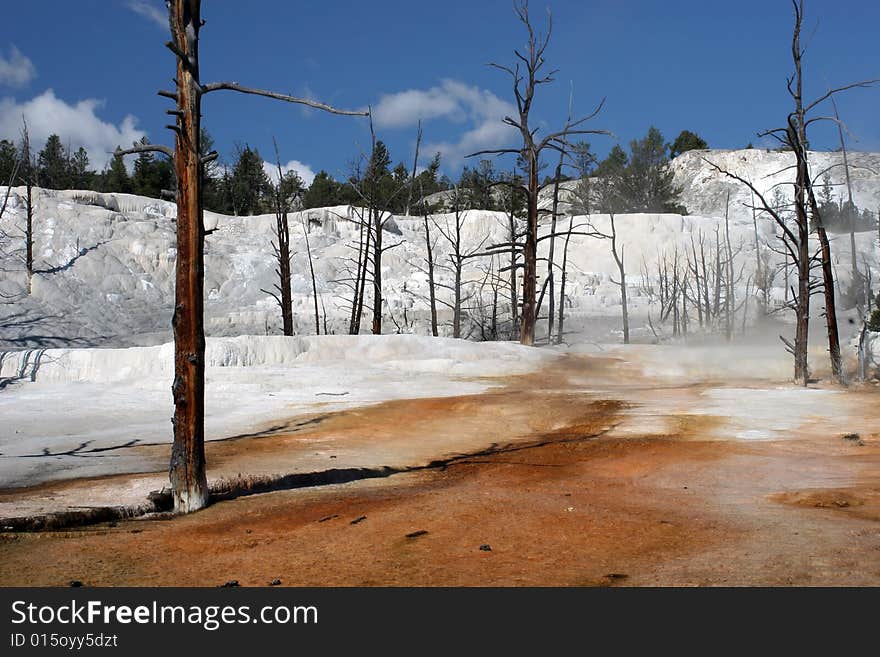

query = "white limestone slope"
[1, 164, 878, 351]
[671, 148, 880, 222]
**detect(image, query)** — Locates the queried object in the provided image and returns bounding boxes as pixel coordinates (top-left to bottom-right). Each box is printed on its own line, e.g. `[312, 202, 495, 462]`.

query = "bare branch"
[200, 82, 369, 116]
[804, 78, 880, 114]
[115, 144, 174, 160]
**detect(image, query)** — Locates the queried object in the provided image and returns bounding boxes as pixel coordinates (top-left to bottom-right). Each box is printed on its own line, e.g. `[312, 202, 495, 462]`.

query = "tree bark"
[816, 221, 843, 383]
[508, 208, 519, 331]
[279, 219, 293, 335]
[423, 212, 439, 337]
[25, 175, 33, 295]
[556, 215, 574, 345]
[302, 217, 320, 335]
[807, 175, 844, 384]
[168, 0, 208, 513]
[831, 97, 860, 301]
[610, 214, 629, 344]
[371, 207, 383, 335]
[793, 145, 811, 385]
[521, 152, 538, 345]
[546, 155, 563, 342]
[353, 210, 371, 334]
[724, 191, 734, 341]
[404, 121, 422, 217]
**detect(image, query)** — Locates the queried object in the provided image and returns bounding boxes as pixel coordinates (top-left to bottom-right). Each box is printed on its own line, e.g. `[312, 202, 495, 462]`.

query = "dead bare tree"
[545, 92, 575, 342]
[0, 152, 20, 226]
[6, 121, 38, 296]
[260, 140, 295, 335]
[340, 190, 372, 335]
[420, 186, 439, 337]
[327, 211, 360, 333]
[500, 170, 526, 332]
[608, 213, 629, 343]
[556, 213, 576, 344]
[748, 184, 770, 316]
[469, 256, 507, 341]
[301, 215, 320, 335]
[356, 121, 410, 335]
[830, 96, 867, 308]
[116, 0, 367, 513]
[404, 120, 422, 217]
[723, 191, 734, 341]
[21, 125, 35, 296]
[433, 187, 489, 338]
[467, 0, 607, 345]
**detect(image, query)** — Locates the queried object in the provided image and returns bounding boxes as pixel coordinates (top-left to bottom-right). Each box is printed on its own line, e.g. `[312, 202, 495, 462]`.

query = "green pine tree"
[620, 127, 685, 213]
[593, 144, 628, 178]
[69, 146, 94, 189]
[230, 144, 271, 215]
[302, 170, 342, 209]
[669, 130, 708, 159]
[103, 148, 132, 193]
[37, 134, 70, 189]
[132, 138, 158, 197]
[0, 139, 18, 184]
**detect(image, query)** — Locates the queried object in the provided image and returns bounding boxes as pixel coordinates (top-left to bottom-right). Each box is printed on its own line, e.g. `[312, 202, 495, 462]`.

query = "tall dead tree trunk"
[273, 207, 294, 335]
[750, 187, 765, 315]
[556, 215, 575, 344]
[546, 151, 564, 342]
[831, 97, 863, 306]
[167, 0, 208, 513]
[262, 141, 293, 335]
[371, 205, 383, 335]
[521, 153, 539, 345]
[302, 217, 320, 335]
[789, 1, 848, 385]
[18, 122, 35, 295]
[404, 120, 422, 217]
[724, 191, 734, 341]
[422, 205, 439, 337]
[790, 5, 812, 385]
[809, 184, 844, 384]
[507, 207, 519, 330]
[546, 94, 574, 342]
[119, 0, 366, 513]
[609, 214, 629, 344]
[24, 181, 33, 295]
[346, 205, 371, 335]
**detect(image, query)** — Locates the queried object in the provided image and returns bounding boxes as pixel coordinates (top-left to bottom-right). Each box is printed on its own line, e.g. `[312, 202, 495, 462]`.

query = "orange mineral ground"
[2, 352, 880, 586]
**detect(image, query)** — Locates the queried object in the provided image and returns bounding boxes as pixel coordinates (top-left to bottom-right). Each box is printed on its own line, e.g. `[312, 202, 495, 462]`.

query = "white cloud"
[372, 79, 519, 166]
[0, 46, 36, 88]
[372, 83, 464, 128]
[0, 89, 146, 169]
[263, 159, 316, 187]
[126, 0, 167, 28]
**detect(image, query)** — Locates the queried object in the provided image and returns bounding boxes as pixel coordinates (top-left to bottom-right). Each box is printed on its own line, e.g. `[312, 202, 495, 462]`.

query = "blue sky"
[1, 0, 878, 183]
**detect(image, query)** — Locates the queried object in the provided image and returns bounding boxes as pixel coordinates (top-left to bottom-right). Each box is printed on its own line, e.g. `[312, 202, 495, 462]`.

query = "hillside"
[1, 148, 878, 352]
[671, 148, 880, 222]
